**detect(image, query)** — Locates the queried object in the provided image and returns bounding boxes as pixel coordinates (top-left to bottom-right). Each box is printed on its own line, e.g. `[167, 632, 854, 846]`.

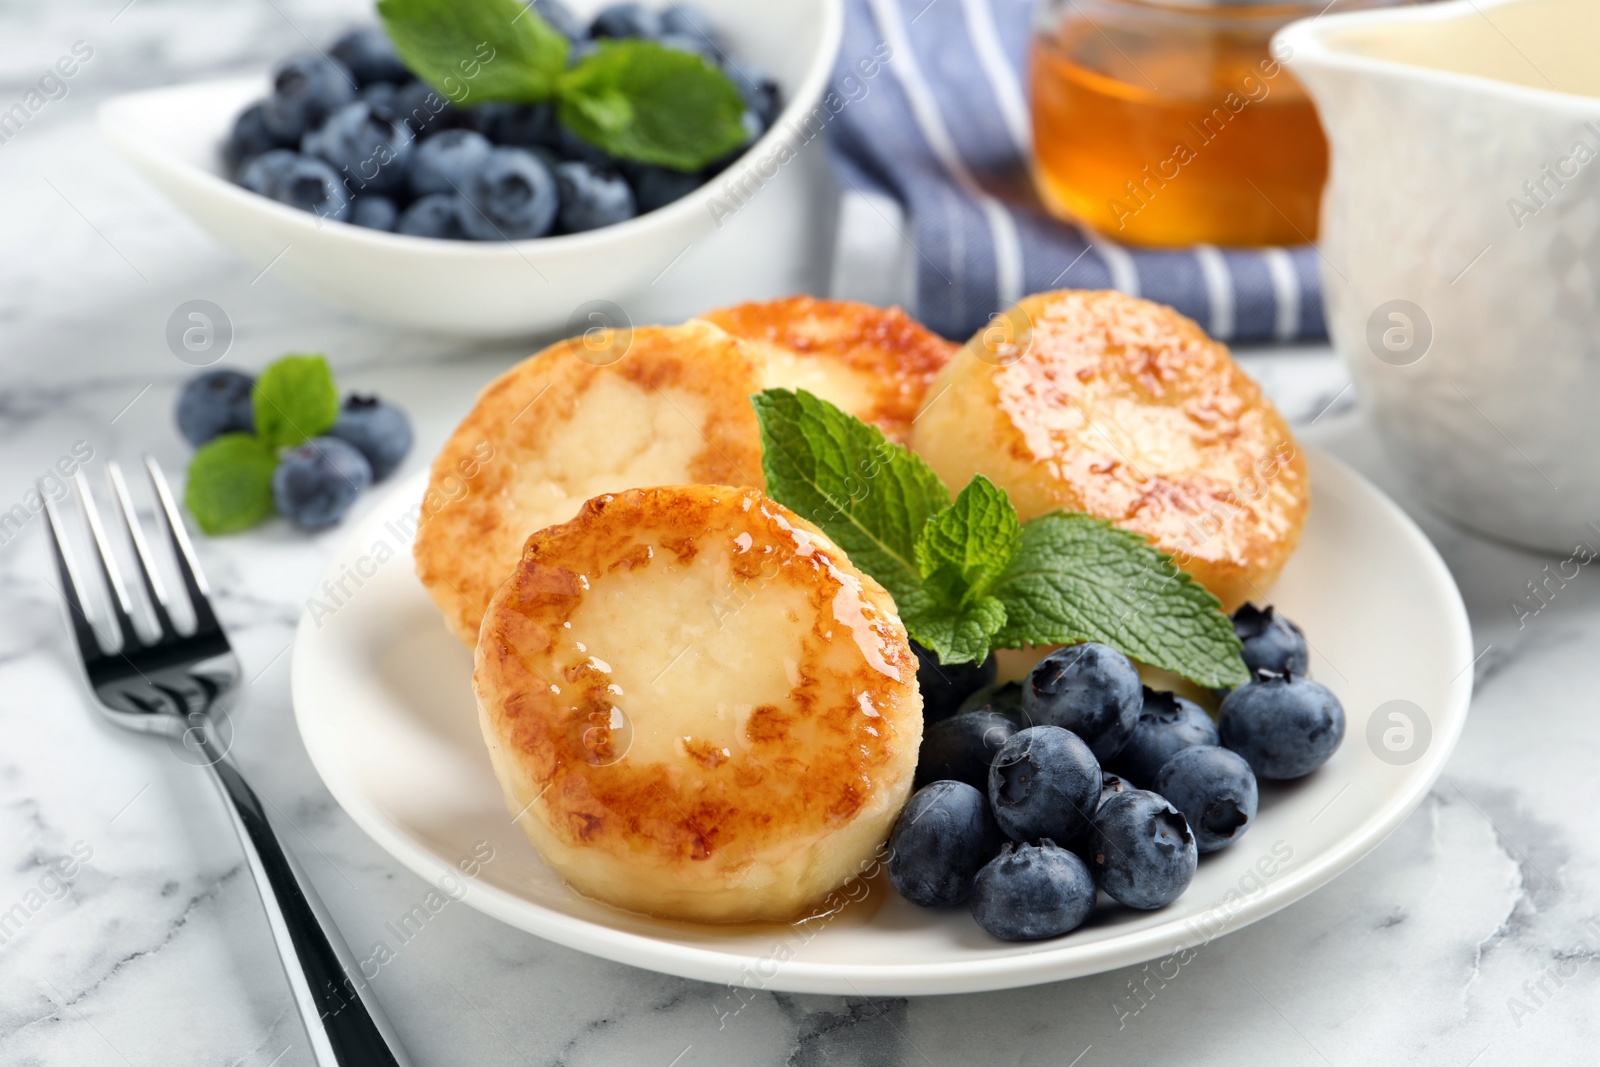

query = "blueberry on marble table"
[1219, 673, 1346, 779]
[327, 395, 413, 481]
[175, 370, 255, 446]
[273, 437, 372, 530]
[1090, 789, 1197, 909]
[969, 841, 1097, 941]
[1153, 745, 1258, 854]
[887, 781, 1001, 908]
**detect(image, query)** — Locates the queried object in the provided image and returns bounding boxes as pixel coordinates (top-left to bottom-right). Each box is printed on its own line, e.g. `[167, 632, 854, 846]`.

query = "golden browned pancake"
[909, 290, 1307, 611]
[698, 296, 957, 443]
[474, 484, 922, 922]
[414, 321, 767, 645]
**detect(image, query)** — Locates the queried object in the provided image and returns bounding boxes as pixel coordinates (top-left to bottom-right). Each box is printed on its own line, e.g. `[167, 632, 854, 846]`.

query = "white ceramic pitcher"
[1279, 0, 1600, 552]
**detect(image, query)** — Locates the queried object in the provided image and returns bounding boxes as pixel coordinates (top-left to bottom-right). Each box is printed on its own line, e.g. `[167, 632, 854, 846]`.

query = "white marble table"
[5, 2, 1599, 1065]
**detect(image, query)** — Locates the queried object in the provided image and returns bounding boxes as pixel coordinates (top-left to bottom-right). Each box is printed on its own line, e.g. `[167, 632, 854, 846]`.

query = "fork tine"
[107, 460, 179, 641]
[42, 489, 107, 662]
[143, 455, 221, 634]
[74, 469, 142, 653]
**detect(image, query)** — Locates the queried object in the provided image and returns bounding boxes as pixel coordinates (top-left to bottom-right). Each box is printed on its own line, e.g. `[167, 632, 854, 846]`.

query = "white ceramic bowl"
[98, 0, 842, 337]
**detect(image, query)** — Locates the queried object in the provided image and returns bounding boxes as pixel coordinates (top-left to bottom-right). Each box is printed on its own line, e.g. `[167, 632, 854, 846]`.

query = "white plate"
[291, 447, 1472, 995]
[98, 0, 841, 337]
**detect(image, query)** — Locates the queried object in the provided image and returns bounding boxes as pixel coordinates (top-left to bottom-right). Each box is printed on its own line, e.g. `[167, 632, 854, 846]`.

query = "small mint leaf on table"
[556, 40, 749, 171]
[989, 513, 1250, 689]
[751, 389, 950, 610]
[378, 0, 568, 103]
[184, 433, 278, 535]
[253, 354, 339, 450]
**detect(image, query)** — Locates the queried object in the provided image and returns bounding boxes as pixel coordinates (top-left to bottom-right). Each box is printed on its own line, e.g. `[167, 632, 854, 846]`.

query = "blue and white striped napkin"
[826, 0, 1327, 344]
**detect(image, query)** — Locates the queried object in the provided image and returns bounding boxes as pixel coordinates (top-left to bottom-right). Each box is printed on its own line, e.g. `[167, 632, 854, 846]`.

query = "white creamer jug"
[1279, 0, 1600, 552]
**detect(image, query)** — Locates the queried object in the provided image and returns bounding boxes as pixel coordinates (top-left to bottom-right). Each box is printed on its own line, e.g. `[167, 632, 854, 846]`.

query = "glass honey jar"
[1029, 0, 1403, 248]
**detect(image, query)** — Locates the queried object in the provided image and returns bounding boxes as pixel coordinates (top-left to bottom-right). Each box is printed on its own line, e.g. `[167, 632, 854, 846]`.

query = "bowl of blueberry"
[99, 0, 842, 336]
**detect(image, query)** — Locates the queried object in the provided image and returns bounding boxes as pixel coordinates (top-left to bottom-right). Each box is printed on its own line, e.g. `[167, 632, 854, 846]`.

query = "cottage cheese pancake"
[910, 290, 1307, 611]
[699, 296, 957, 444]
[474, 485, 923, 923]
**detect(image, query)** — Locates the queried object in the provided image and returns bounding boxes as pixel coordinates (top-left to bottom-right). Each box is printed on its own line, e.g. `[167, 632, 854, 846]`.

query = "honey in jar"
[1029, 0, 1399, 248]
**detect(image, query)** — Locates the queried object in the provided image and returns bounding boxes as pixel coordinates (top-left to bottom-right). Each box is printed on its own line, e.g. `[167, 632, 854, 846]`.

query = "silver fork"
[43, 457, 410, 1067]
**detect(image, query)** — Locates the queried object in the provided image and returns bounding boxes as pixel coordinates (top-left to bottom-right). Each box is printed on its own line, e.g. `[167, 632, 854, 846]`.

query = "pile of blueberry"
[223, 2, 780, 239]
[895, 605, 1344, 941]
[177, 367, 413, 530]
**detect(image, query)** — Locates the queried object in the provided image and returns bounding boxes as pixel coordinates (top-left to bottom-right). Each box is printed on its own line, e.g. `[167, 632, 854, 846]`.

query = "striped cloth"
[825, 0, 1327, 344]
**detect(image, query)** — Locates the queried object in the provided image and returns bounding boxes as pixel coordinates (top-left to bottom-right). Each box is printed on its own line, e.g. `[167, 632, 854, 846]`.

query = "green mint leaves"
[185, 433, 278, 535]
[378, 0, 749, 171]
[752, 389, 1249, 689]
[185, 354, 341, 535]
[252, 354, 339, 449]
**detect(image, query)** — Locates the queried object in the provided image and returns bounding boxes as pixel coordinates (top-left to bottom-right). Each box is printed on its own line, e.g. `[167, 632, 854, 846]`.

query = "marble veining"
[3, 1, 1600, 1064]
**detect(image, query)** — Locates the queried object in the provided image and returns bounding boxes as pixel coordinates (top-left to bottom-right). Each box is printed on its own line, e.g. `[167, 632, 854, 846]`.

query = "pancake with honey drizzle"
[474, 484, 922, 923]
[414, 321, 767, 646]
[698, 295, 957, 444]
[909, 289, 1308, 612]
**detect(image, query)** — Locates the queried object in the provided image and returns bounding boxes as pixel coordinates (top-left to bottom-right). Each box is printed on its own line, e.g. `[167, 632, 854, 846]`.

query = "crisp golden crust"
[698, 296, 957, 443]
[910, 290, 1308, 611]
[414, 322, 767, 645]
[474, 485, 922, 922]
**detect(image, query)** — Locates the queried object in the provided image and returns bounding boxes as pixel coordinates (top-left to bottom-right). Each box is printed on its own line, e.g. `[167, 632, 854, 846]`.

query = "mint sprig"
[752, 389, 1249, 688]
[378, 0, 749, 171]
[253, 354, 339, 449]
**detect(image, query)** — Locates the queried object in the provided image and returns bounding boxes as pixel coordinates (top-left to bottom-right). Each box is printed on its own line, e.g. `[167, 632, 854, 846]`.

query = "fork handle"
[203, 748, 411, 1066]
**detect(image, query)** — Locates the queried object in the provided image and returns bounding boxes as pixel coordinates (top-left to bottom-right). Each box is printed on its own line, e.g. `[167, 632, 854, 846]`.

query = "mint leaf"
[901, 595, 1007, 667]
[184, 433, 278, 535]
[916, 475, 1020, 607]
[990, 513, 1249, 689]
[751, 389, 950, 609]
[378, 0, 567, 104]
[556, 40, 749, 171]
[253, 354, 339, 450]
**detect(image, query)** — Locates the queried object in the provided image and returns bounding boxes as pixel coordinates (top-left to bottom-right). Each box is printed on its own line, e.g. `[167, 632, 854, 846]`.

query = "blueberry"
[1099, 771, 1132, 809]
[555, 160, 636, 232]
[915, 709, 1015, 792]
[1114, 687, 1220, 787]
[223, 102, 288, 174]
[273, 437, 373, 530]
[627, 163, 704, 213]
[397, 193, 470, 239]
[261, 55, 356, 142]
[1153, 746, 1257, 853]
[988, 725, 1100, 844]
[531, 0, 589, 41]
[302, 101, 413, 196]
[661, 4, 722, 51]
[175, 370, 255, 446]
[468, 102, 558, 148]
[1218, 674, 1345, 780]
[394, 79, 460, 139]
[361, 81, 401, 111]
[887, 781, 1000, 908]
[327, 394, 413, 480]
[1089, 789, 1197, 909]
[264, 155, 352, 221]
[1021, 643, 1142, 762]
[329, 27, 411, 86]
[461, 148, 559, 239]
[553, 123, 613, 167]
[957, 680, 1023, 719]
[350, 195, 398, 231]
[969, 841, 1096, 941]
[1232, 603, 1309, 677]
[590, 3, 662, 38]
[411, 129, 493, 197]
[237, 149, 300, 196]
[723, 59, 782, 128]
[911, 642, 996, 722]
